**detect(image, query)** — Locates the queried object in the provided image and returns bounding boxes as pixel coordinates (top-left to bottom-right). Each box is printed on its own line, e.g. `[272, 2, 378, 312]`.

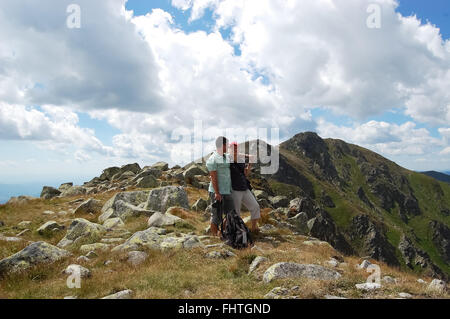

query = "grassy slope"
[0, 186, 447, 299]
[272, 139, 450, 277]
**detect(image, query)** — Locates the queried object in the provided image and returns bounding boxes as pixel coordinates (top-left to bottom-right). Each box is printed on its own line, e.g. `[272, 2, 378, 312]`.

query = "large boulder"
[111, 227, 167, 252]
[151, 161, 169, 171]
[59, 182, 73, 192]
[73, 198, 102, 215]
[0, 242, 70, 275]
[40, 186, 61, 200]
[99, 166, 121, 181]
[145, 186, 190, 212]
[183, 165, 208, 184]
[135, 175, 159, 188]
[99, 191, 152, 222]
[60, 186, 86, 197]
[120, 163, 141, 175]
[192, 198, 208, 212]
[57, 218, 106, 248]
[147, 211, 182, 227]
[37, 221, 65, 236]
[263, 262, 341, 283]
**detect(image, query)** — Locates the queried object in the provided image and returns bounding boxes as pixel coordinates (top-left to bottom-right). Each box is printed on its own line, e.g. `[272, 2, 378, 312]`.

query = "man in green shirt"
[206, 136, 235, 236]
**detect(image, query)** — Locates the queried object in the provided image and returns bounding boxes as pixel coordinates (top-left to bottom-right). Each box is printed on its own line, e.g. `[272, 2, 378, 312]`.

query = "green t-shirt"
[206, 151, 232, 195]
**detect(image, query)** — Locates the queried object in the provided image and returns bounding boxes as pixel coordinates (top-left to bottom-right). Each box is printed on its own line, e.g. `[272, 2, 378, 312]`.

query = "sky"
[0, 0, 449, 192]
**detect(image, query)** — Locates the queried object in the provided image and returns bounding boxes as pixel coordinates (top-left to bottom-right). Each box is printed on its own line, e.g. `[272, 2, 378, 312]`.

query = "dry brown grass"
[0, 188, 449, 299]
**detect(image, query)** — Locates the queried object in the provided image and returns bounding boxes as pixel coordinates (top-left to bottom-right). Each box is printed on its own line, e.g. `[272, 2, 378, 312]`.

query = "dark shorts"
[209, 192, 235, 226]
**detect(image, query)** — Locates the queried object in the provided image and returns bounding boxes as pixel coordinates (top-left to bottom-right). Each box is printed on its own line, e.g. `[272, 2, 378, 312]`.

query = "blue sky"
[0, 0, 450, 202]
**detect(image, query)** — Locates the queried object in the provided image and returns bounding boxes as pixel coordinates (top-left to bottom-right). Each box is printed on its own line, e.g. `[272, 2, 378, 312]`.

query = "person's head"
[215, 136, 229, 154]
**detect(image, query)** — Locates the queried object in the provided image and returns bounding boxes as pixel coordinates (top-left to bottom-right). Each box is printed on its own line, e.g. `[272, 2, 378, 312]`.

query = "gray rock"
[99, 191, 151, 222]
[427, 279, 447, 293]
[151, 162, 169, 171]
[40, 186, 61, 199]
[135, 175, 159, 188]
[101, 289, 133, 299]
[79, 243, 110, 254]
[205, 250, 236, 259]
[74, 198, 102, 215]
[269, 196, 289, 208]
[248, 256, 268, 274]
[382, 275, 397, 284]
[263, 262, 341, 283]
[324, 295, 347, 299]
[147, 211, 182, 227]
[18, 221, 32, 228]
[0, 242, 70, 274]
[63, 264, 91, 278]
[37, 221, 65, 236]
[111, 227, 167, 252]
[85, 251, 98, 259]
[253, 190, 268, 200]
[57, 218, 106, 248]
[355, 283, 381, 290]
[398, 292, 413, 299]
[59, 182, 73, 192]
[60, 186, 86, 197]
[183, 236, 204, 249]
[103, 217, 125, 230]
[127, 251, 148, 266]
[183, 165, 208, 183]
[358, 260, 372, 269]
[145, 186, 190, 212]
[99, 166, 121, 181]
[287, 212, 309, 234]
[264, 287, 290, 299]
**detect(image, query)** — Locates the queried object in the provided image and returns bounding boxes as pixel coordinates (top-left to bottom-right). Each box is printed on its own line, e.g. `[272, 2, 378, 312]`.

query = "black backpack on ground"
[218, 202, 253, 249]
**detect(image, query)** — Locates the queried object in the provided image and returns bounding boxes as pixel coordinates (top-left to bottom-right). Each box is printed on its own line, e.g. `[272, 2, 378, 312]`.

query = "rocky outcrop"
[99, 191, 153, 222]
[430, 220, 450, 263]
[74, 198, 102, 215]
[398, 235, 446, 280]
[349, 215, 399, 266]
[147, 211, 182, 227]
[262, 262, 341, 283]
[145, 186, 190, 212]
[37, 221, 65, 236]
[307, 210, 353, 255]
[0, 242, 70, 275]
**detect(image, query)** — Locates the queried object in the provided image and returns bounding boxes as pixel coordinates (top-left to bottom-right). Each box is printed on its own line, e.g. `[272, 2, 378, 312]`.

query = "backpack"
[220, 203, 253, 249]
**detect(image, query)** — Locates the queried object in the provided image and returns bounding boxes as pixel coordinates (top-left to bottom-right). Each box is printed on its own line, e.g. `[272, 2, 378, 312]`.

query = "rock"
[382, 276, 397, 284]
[99, 191, 151, 222]
[135, 175, 159, 188]
[111, 227, 167, 252]
[151, 162, 169, 171]
[40, 186, 61, 199]
[145, 186, 190, 212]
[127, 251, 148, 266]
[101, 289, 133, 299]
[85, 251, 98, 259]
[183, 165, 208, 183]
[269, 196, 289, 208]
[307, 210, 353, 255]
[183, 236, 204, 249]
[0, 242, 70, 275]
[287, 212, 309, 235]
[60, 186, 86, 197]
[120, 163, 141, 175]
[59, 182, 73, 192]
[326, 258, 339, 268]
[74, 198, 102, 215]
[76, 256, 90, 263]
[99, 166, 121, 181]
[18, 221, 32, 228]
[103, 218, 125, 230]
[417, 279, 427, 284]
[64, 296, 78, 299]
[253, 190, 268, 200]
[79, 243, 110, 254]
[248, 256, 268, 274]
[101, 238, 125, 244]
[57, 218, 106, 248]
[350, 215, 399, 266]
[43, 210, 55, 215]
[320, 193, 335, 208]
[0, 235, 23, 242]
[147, 211, 182, 227]
[429, 220, 450, 263]
[426, 279, 447, 293]
[289, 197, 315, 218]
[355, 283, 381, 290]
[398, 235, 445, 279]
[16, 229, 30, 237]
[192, 198, 208, 212]
[398, 292, 413, 299]
[205, 250, 236, 259]
[6, 196, 37, 205]
[63, 264, 91, 278]
[263, 262, 341, 283]
[264, 287, 291, 299]
[37, 221, 65, 236]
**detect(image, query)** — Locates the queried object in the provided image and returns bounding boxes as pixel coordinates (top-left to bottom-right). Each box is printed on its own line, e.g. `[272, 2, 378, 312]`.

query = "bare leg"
[210, 223, 219, 236]
[251, 219, 259, 232]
